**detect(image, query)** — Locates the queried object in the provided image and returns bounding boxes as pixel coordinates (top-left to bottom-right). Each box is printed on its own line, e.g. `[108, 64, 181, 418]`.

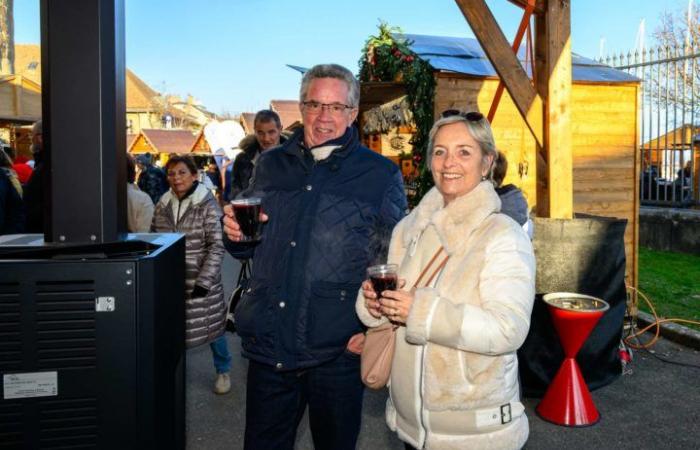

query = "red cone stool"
[536, 293, 610, 426]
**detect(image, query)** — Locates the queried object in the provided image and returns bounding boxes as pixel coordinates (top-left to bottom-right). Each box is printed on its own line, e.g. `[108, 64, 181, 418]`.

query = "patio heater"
[0, 1, 185, 448]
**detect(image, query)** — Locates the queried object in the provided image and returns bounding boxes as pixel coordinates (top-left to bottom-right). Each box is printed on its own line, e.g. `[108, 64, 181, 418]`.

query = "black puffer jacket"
[230, 134, 287, 200]
[225, 127, 407, 371]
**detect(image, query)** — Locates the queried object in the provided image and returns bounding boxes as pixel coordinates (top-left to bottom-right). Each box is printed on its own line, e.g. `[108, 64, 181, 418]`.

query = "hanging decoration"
[359, 21, 436, 206]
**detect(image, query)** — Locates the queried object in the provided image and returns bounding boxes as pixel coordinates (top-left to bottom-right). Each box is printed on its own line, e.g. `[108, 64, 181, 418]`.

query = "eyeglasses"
[440, 110, 485, 122]
[302, 101, 354, 116]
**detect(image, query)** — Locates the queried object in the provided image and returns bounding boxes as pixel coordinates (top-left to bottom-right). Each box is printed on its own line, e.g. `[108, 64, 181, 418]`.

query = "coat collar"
[402, 181, 502, 255]
[283, 126, 357, 160]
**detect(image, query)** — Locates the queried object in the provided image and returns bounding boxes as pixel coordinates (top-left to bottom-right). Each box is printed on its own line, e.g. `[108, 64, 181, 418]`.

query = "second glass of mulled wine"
[367, 264, 398, 297]
[231, 197, 263, 241]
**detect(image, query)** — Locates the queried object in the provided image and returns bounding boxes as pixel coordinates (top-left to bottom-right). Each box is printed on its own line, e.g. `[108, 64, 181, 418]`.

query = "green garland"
[358, 22, 436, 206]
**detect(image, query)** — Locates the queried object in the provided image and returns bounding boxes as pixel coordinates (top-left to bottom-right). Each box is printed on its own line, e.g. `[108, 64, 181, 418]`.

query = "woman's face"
[430, 122, 493, 205]
[167, 162, 197, 199]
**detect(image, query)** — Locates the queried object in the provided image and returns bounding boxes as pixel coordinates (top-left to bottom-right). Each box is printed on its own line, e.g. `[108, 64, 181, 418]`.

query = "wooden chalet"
[360, 4, 641, 288]
[128, 129, 197, 162]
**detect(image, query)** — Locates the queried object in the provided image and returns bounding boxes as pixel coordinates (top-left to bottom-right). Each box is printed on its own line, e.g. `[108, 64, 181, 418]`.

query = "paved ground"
[185, 255, 700, 449]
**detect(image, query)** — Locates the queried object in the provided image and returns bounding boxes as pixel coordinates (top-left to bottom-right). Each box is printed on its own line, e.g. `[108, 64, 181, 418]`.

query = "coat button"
[305, 184, 312, 191]
[279, 301, 286, 308]
[246, 288, 252, 293]
[275, 362, 283, 369]
[290, 241, 296, 247]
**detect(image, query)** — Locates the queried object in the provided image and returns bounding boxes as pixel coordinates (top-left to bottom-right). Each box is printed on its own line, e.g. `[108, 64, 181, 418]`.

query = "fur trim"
[400, 181, 501, 255]
[405, 287, 440, 345]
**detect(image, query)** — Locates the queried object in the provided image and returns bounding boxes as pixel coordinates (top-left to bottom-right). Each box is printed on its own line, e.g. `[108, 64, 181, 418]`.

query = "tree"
[0, 0, 14, 75]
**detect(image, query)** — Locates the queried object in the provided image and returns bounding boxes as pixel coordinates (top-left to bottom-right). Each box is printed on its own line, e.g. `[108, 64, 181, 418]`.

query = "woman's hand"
[379, 283, 413, 325]
[222, 204, 268, 241]
[361, 280, 383, 319]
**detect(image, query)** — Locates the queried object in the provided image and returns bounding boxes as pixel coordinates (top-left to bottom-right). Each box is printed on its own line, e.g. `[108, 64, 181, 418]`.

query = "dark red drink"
[370, 274, 397, 295]
[231, 198, 262, 241]
[367, 264, 398, 297]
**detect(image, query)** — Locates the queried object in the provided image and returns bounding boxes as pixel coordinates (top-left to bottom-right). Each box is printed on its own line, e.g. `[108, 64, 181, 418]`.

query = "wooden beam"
[536, 0, 573, 219]
[454, 0, 544, 148]
[507, 0, 546, 15]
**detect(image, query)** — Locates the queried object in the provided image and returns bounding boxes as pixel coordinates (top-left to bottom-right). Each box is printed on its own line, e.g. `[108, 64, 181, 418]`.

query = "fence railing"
[603, 45, 699, 207]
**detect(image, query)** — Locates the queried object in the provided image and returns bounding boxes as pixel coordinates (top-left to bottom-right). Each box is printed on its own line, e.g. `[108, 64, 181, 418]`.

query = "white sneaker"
[214, 373, 231, 395]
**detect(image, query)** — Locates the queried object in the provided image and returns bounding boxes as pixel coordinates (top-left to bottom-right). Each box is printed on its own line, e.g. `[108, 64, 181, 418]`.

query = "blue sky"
[13, 0, 686, 114]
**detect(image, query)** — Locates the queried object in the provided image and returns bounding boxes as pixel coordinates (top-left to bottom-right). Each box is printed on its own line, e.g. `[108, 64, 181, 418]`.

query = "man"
[230, 109, 285, 199]
[125, 154, 154, 232]
[135, 153, 168, 205]
[223, 64, 407, 450]
[23, 120, 44, 233]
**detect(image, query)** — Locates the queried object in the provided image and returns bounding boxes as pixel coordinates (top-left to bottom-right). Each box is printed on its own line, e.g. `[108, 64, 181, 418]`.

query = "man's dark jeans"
[244, 351, 364, 450]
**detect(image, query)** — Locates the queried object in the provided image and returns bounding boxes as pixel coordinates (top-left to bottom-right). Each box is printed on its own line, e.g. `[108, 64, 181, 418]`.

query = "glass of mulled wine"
[231, 197, 263, 242]
[367, 264, 398, 298]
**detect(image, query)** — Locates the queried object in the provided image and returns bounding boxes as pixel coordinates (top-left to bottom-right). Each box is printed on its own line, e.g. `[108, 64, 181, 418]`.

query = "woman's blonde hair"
[426, 112, 497, 182]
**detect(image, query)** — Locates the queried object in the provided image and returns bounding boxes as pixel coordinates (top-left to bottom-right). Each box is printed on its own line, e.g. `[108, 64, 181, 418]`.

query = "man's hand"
[223, 204, 268, 241]
[346, 332, 365, 355]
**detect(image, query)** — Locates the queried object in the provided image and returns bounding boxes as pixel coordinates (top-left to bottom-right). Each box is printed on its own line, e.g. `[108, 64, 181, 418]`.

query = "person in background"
[23, 120, 44, 233]
[126, 154, 154, 233]
[492, 150, 532, 237]
[151, 155, 231, 394]
[3, 146, 33, 185]
[357, 111, 536, 450]
[223, 64, 407, 450]
[0, 148, 25, 234]
[230, 109, 285, 200]
[205, 161, 223, 198]
[136, 153, 168, 205]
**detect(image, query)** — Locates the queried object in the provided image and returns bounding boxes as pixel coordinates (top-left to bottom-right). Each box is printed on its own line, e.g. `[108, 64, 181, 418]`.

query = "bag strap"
[236, 260, 251, 285]
[412, 247, 450, 289]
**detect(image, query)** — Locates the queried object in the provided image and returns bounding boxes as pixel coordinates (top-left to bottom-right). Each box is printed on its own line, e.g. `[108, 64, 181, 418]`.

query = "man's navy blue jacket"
[225, 127, 407, 371]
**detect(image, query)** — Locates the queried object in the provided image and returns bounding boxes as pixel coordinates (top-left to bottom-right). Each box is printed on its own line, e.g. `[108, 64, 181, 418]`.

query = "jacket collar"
[158, 181, 209, 208]
[402, 181, 502, 255]
[283, 126, 357, 161]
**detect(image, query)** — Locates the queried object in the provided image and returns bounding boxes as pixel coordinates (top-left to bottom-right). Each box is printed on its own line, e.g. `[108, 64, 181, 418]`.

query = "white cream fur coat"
[357, 181, 536, 450]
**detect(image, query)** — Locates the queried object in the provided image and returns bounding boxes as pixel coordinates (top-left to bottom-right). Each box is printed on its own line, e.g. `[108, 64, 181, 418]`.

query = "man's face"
[30, 128, 42, 153]
[301, 78, 358, 148]
[254, 120, 282, 151]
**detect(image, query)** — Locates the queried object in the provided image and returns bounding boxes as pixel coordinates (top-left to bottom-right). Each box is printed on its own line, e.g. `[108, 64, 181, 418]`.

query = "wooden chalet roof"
[270, 100, 302, 130]
[190, 129, 211, 154]
[0, 75, 42, 123]
[641, 124, 698, 149]
[129, 129, 196, 154]
[240, 112, 256, 134]
[126, 133, 138, 151]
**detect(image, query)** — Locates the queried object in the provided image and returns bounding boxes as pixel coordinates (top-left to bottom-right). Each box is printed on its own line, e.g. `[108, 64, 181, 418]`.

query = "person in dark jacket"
[493, 150, 531, 236]
[23, 120, 44, 233]
[223, 64, 407, 450]
[152, 155, 231, 394]
[136, 153, 168, 205]
[0, 149, 25, 234]
[230, 109, 285, 199]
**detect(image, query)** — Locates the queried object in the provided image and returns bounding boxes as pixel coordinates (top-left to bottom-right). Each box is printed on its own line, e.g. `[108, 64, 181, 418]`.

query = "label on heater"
[3, 371, 58, 400]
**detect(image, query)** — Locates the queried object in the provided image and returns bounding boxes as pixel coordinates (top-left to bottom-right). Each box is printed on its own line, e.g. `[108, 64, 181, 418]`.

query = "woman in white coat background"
[357, 111, 536, 450]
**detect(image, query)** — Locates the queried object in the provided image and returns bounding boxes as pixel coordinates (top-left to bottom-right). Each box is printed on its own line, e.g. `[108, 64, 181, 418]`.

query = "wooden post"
[454, 0, 544, 148]
[541, 0, 573, 219]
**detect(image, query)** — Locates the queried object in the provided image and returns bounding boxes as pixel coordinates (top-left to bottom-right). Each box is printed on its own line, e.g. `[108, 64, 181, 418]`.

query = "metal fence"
[604, 45, 699, 207]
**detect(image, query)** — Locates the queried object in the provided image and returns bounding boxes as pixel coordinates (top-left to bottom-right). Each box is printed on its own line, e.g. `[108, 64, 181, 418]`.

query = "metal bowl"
[542, 292, 610, 313]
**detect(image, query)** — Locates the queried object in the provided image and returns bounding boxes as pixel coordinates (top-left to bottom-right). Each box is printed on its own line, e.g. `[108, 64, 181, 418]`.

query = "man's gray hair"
[299, 64, 360, 108]
[426, 114, 497, 181]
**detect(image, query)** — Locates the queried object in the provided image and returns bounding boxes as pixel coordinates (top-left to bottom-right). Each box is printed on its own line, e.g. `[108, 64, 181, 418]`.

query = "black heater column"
[40, 0, 126, 244]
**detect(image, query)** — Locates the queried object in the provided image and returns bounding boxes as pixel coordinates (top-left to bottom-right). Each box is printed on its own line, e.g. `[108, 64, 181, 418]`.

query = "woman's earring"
[481, 175, 487, 181]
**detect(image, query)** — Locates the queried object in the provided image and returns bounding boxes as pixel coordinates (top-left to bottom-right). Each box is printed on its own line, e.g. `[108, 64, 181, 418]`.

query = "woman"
[152, 155, 232, 394]
[356, 112, 536, 449]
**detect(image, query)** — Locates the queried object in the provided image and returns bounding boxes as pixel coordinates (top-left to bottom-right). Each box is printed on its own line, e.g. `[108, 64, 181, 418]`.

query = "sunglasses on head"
[440, 110, 484, 122]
